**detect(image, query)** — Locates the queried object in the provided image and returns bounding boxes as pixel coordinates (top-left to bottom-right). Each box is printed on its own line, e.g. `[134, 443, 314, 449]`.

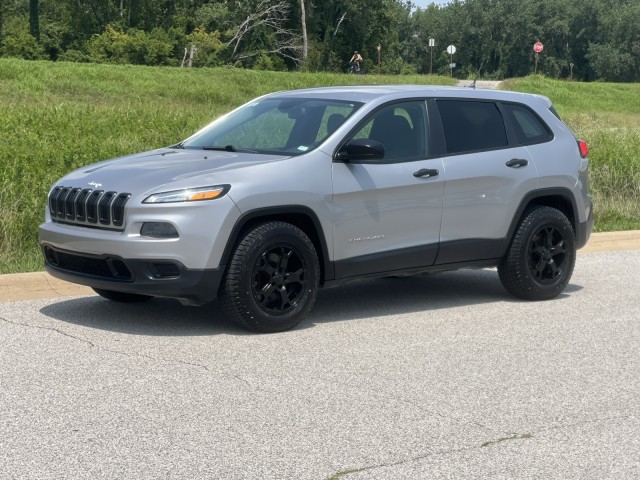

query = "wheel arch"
[508, 188, 578, 245]
[219, 206, 333, 285]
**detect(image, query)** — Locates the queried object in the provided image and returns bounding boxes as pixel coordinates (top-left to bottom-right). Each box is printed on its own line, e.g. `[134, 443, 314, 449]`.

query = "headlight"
[143, 185, 230, 204]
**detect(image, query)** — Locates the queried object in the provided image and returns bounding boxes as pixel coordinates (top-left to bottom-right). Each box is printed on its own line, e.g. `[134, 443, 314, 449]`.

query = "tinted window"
[437, 100, 508, 154]
[503, 103, 553, 145]
[347, 101, 429, 162]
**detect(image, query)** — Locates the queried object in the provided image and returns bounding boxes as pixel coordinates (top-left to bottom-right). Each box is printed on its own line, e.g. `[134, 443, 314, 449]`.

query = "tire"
[220, 221, 320, 333]
[93, 288, 153, 303]
[498, 206, 576, 300]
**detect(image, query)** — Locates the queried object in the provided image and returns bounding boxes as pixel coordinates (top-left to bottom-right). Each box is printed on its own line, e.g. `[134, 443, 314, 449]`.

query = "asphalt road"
[1, 250, 639, 479]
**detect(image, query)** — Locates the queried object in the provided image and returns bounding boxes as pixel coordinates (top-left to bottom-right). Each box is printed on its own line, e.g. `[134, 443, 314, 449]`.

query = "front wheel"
[220, 221, 320, 333]
[498, 206, 576, 300]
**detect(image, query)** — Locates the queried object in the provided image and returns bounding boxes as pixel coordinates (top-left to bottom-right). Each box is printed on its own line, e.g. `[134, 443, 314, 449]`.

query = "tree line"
[1, 0, 638, 82]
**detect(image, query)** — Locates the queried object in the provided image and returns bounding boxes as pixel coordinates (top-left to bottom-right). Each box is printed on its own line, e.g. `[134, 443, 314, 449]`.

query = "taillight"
[578, 140, 588, 158]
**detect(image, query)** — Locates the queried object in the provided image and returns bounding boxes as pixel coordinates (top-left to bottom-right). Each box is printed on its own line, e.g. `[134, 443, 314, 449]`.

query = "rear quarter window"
[503, 103, 553, 145]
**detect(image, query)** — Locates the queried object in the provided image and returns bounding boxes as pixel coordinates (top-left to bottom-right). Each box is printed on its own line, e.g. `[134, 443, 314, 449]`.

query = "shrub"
[87, 25, 177, 66]
[0, 16, 46, 60]
[184, 28, 225, 67]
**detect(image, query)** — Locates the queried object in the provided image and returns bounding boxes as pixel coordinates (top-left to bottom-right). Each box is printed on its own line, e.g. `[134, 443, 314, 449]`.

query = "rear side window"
[437, 100, 508, 154]
[503, 103, 553, 145]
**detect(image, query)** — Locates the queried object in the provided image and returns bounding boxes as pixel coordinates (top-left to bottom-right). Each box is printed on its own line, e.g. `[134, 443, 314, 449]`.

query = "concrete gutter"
[1, 231, 638, 303]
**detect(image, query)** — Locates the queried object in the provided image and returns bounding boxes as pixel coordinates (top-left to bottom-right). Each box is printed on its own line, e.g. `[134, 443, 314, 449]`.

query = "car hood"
[57, 148, 291, 195]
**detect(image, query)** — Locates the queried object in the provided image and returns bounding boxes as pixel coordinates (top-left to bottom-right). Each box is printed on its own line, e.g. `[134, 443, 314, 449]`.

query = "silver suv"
[39, 86, 593, 332]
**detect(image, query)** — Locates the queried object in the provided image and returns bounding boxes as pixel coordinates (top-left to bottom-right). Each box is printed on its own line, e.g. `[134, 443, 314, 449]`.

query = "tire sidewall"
[519, 210, 576, 297]
[234, 225, 319, 330]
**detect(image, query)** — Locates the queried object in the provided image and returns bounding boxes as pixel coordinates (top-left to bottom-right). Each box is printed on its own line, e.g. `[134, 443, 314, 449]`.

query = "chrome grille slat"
[65, 188, 81, 219]
[75, 189, 90, 221]
[99, 191, 117, 225]
[56, 187, 70, 217]
[112, 193, 131, 227]
[86, 190, 103, 223]
[48, 186, 131, 230]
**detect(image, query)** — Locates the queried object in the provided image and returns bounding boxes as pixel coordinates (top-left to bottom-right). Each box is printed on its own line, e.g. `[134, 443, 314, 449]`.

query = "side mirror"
[336, 139, 385, 163]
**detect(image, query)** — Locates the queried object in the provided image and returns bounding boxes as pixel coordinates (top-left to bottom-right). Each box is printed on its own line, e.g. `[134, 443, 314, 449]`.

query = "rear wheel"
[220, 221, 319, 333]
[93, 288, 152, 303]
[499, 206, 576, 300]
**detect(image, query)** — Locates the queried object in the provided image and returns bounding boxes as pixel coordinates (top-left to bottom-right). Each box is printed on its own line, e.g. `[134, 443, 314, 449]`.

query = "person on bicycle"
[349, 51, 363, 73]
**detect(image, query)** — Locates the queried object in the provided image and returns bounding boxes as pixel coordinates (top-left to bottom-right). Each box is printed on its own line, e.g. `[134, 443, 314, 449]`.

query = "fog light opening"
[140, 222, 179, 238]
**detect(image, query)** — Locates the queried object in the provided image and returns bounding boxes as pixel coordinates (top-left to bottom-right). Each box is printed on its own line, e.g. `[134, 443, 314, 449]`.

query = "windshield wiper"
[201, 144, 259, 153]
[202, 144, 237, 152]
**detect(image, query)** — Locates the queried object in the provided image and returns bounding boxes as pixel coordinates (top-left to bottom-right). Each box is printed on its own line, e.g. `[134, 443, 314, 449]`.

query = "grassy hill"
[1, 59, 638, 273]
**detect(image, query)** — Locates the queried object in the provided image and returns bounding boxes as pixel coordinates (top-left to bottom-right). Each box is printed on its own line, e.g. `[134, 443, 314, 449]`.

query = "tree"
[225, 0, 303, 66]
[29, 0, 40, 41]
[300, 0, 308, 64]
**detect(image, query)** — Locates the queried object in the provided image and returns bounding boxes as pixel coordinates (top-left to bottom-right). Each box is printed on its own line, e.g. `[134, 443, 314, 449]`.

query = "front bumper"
[42, 244, 223, 305]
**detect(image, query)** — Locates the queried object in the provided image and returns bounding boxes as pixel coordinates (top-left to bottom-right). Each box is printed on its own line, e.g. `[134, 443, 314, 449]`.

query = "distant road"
[456, 80, 502, 89]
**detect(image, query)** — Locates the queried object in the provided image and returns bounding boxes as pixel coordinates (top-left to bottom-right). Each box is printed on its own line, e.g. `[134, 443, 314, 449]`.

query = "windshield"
[181, 97, 362, 155]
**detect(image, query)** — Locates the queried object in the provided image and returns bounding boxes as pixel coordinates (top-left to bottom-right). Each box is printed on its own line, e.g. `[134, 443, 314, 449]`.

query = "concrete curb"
[1, 231, 639, 303]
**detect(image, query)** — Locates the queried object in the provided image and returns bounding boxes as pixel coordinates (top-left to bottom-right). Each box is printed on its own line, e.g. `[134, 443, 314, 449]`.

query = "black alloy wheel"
[499, 206, 576, 300]
[252, 245, 307, 316]
[527, 225, 568, 285]
[220, 221, 320, 333]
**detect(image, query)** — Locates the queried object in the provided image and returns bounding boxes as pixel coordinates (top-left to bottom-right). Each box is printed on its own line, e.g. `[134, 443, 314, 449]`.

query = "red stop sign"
[533, 42, 544, 53]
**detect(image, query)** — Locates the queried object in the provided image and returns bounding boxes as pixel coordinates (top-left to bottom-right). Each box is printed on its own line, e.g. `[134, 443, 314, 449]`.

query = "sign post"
[377, 43, 381, 74]
[428, 38, 435, 75]
[447, 44, 456, 77]
[533, 42, 544, 74]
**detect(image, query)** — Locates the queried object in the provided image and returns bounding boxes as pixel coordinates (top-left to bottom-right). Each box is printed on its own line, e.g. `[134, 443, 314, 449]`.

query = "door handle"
[506, 158, 528, 168]
[413, 168, 439, 178]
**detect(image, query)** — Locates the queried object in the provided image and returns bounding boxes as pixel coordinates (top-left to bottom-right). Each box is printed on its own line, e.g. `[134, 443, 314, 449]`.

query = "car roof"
[265, 85, 551, 109]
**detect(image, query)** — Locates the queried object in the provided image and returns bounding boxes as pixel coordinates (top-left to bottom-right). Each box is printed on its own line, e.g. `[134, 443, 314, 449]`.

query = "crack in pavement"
[538, 414, 635, 433]
[327, 414, 634, 479]
[0, 315, 95, 347]
[326, 444, 480, 480]
[0, 315, 213, 373]
[43, 274, 69, 297]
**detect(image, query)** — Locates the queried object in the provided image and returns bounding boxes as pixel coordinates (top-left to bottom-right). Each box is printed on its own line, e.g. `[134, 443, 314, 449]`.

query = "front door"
[331, 101, 444, 279]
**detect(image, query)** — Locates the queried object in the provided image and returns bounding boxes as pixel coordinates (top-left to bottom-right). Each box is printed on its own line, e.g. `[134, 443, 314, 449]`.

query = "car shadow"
[40, 269, 583, 336]
[307, 269, 582, 327]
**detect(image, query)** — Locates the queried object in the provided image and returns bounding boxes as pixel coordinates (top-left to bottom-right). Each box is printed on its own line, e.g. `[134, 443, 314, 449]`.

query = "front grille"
[49, 186, 131, 230]
[44, 246, 133, 280]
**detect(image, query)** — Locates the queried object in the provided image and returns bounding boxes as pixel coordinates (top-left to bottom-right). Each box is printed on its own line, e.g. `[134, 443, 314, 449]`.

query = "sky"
[412, 0, 450, 8]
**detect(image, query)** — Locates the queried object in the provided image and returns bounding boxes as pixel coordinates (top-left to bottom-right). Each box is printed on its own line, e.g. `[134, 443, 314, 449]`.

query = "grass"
[1, 61, 638, 273]
[502, 76, 640, 232]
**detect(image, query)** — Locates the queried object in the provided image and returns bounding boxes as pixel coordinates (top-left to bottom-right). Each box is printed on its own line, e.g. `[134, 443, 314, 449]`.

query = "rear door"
[433, 99, 539, 264]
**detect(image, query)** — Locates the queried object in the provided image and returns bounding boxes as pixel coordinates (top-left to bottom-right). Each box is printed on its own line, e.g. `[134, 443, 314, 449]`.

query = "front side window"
[437, 100, 508, 155]
[346, 101, 429, 162]
[182, 98, 362, 155]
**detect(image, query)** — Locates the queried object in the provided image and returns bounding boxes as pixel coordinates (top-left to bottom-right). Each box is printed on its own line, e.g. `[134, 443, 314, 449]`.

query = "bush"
[253, 53, 287, 71]
[184, 28, 225, 67]
[0, 16, 46, 60]
[87, 25, 177, 66]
